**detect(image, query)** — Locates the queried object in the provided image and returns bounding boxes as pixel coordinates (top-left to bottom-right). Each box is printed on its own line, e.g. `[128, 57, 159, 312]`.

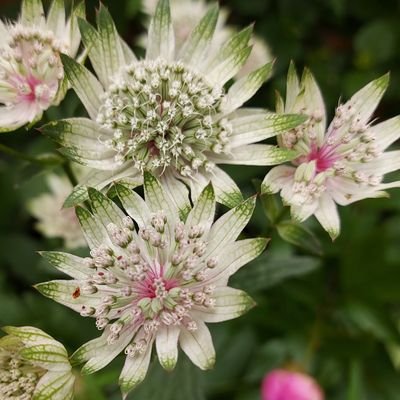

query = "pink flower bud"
[261, 369, 324, 400]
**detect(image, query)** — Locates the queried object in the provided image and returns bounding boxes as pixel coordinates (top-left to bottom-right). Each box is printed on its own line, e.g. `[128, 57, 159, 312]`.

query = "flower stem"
[0, 142, 64, 166]
[0, 143, 41, 164]
[62, 161, 78, 187]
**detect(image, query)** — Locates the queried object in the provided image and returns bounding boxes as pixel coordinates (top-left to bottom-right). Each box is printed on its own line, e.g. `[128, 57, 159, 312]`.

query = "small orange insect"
[72, 287, 81, 299]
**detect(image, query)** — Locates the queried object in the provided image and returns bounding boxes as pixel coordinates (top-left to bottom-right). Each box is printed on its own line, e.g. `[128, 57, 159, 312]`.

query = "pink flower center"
[135, 264, 178, 299]
[306, 143, 339, 173]
[10, 74, 51, 105]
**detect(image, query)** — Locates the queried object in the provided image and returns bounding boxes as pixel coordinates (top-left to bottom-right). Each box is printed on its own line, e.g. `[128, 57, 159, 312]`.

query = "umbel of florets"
[36, 173, 267, 397]
[96, 58, 228, 175]
[0, 326, 75, 400]
[0, 0, 84, 132]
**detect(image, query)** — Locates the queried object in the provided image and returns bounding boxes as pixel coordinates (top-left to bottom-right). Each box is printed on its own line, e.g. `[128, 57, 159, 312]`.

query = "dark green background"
[1, 0, 400, 398]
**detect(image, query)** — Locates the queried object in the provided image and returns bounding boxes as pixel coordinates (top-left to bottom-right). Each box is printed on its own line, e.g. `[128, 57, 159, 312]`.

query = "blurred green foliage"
[1, 0, 400, 398]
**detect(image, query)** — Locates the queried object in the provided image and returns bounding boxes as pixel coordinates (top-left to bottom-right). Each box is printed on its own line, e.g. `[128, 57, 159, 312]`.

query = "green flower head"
[0, 326, 75, 400]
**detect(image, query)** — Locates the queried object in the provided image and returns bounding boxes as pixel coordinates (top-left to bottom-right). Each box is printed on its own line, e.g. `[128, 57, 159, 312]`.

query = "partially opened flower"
[262, 64, 400, 239]
[36, 173, 267, 397]
[0, 326, 75, 399]
[261, 369, 324, 400]
[28, 173, 86, 249]
[42, 0, 305, 208]
[0, 0, 84, 132]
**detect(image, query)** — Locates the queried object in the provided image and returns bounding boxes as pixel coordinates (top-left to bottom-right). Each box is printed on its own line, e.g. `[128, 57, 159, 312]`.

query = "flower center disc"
[97, 58, 232, 176]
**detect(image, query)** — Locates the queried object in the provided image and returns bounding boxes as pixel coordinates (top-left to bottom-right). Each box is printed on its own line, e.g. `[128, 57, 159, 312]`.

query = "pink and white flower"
[262, 64, 400, 239]
[0, 0, 84, 132]
[36, 173, 267, 397]
[261, 369, 324, 400]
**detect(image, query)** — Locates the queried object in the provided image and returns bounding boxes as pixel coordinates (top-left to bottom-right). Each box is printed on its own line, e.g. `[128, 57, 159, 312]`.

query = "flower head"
[36, 173, 267, 397]
[0, 326, 75, 400]
[0, 0, 84, 132]
[261, 369, 324, 400]
[28, 173, 86, 249]
[262, 64, 400, 239]
[42, 0, 305, 208]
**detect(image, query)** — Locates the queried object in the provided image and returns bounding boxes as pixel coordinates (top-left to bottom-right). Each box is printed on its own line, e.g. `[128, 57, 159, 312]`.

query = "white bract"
[42, 0, 305, 208]
[28, 173, 86, 249]
[0, 326, 75, 400]
[142, 0, 273, 79]
[0, 0, 84, 132]
[36, 173, 267, 397]
[262, 64, 400, 239]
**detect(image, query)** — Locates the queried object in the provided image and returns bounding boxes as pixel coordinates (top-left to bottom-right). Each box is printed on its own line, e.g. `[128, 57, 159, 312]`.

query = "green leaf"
[260, 192, 282, 225]
[276, 220, 323, 256]
[347, 360, 365, 400]
[231, 253, 320, 292]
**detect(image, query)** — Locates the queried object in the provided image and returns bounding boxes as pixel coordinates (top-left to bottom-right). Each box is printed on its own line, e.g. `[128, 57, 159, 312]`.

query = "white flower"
[42, 0, 305, 208]
[142, 0, 273, 78]
[36, 173, 267, 397]
[0, 326, 75, 400]
[28, 173, 86, 249]
[0, 0, 84, 132]
[262, 64, 400, 239]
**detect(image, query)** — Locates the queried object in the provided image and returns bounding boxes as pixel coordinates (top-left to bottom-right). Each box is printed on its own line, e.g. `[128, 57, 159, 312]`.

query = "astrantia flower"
[262, 64, 400, 239]
[142, 0, 273, 79]
[36, 173, 267, 397]
[0, 326, 75, 400]
[28, 173, 86, 249]
[261, 369, 324, 400]
[42, 0, 305, 208]
[0, 0, 84, 132]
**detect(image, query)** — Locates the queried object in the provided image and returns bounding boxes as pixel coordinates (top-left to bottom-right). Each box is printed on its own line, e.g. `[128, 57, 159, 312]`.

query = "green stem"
[0, 142, 63, 166]
[0, 143, 43, 164]
[62, 161, 78, 187]
[303, 319, 321, 371]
